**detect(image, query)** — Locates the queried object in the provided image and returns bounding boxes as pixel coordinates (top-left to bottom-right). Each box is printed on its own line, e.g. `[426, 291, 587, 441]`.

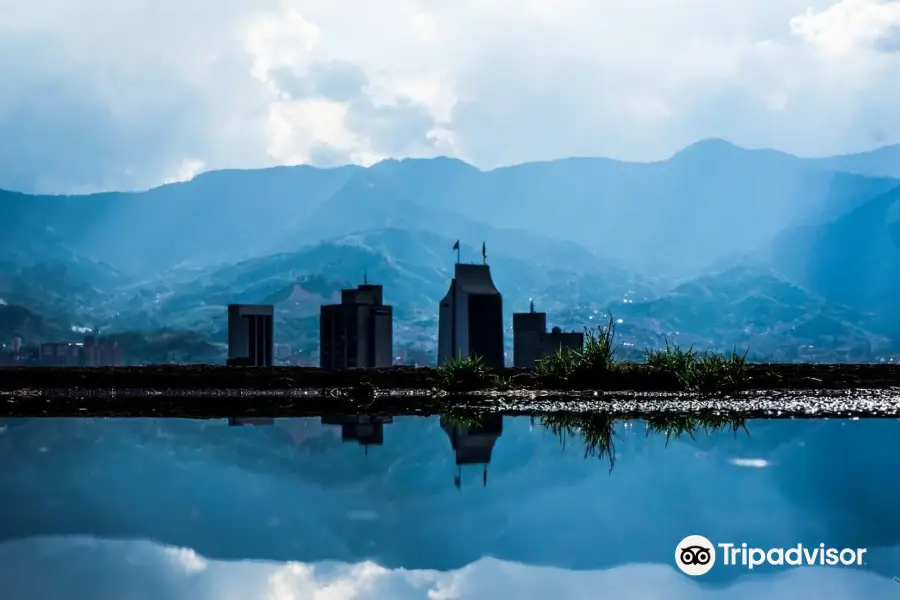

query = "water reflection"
[0, 416, 898, 599]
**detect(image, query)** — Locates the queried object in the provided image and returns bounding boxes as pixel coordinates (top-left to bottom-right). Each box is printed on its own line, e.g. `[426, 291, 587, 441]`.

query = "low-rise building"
[513, 301, 584, 367]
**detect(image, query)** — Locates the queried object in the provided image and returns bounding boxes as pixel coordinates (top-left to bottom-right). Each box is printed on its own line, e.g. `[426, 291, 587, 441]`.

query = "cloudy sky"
[1, 0, 899, 193]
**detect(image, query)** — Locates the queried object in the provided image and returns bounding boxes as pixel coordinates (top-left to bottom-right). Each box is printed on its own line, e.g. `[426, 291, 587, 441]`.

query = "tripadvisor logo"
[675, 535, 867, 576]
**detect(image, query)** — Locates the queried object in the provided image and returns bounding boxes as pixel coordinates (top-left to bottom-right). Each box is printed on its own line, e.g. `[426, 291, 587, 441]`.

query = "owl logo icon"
[675, 535, 716, 576]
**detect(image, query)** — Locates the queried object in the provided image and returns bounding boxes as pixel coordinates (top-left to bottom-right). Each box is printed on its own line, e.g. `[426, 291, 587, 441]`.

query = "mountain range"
[2, 138, 900, 364]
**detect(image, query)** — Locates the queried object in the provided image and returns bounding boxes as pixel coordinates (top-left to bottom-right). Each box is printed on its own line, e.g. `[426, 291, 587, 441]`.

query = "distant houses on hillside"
[226, 241, 583, 369]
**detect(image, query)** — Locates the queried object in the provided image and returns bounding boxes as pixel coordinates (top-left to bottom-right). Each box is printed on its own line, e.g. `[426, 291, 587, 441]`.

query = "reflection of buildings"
[227, 304, 274, 366]
[513, 301, 584, 367]
[228, 418, 275, 426]
[437, 264, 504, 369]
[320, 415, 394, 453]
[320, 282, 393, 369]
[441, 415, 504, 488]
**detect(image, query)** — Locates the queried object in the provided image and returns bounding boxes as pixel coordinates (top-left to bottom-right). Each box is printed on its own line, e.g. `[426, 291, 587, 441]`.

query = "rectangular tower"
[320, 283, 393, 369]
[227, 304, 274, 366]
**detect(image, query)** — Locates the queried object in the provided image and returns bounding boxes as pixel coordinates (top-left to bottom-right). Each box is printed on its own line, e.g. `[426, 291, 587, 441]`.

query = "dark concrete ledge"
[3, 363, 900, 393]
[1, 388, 898, 418]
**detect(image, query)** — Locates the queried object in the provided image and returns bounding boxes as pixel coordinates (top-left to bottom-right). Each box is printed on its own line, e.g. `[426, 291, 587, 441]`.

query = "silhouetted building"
[81, 332, 122, 366]
[438, 264, 504, 369]
[37, 335, 123, 366]
[321, 415, 394, 453]
[228, 417, 275, 426]
[320, 283, 393, 369]
[39, 342, 82, 366]
[513, 301, 584, 367]
[227, 304, 274, 366]
[10, 336, 22, 353]
[0, 344, 36, 365]
[441, 414, 504, 488]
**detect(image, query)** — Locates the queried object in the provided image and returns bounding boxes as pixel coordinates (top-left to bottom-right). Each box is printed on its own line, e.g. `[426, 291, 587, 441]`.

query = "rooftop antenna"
[363, 269, 368, 285]
[529, 298, 534, 313]
[453, 239, 460, 264]
[482, 242, 487, 265]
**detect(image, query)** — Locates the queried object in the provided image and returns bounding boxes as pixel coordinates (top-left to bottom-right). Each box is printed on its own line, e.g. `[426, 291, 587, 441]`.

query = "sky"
[0, 0, 899, 193]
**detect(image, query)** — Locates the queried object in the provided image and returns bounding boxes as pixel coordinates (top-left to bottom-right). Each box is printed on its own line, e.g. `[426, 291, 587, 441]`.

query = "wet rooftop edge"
[2, 387, 899, 418]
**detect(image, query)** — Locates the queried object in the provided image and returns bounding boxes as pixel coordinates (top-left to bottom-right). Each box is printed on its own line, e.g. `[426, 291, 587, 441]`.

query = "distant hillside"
[609, 265, 891, 362]
[767, 184, 900, 331]
[0, 303, 71, 344]
[3, 139, 900, 278]
[809, 143, 900, 179]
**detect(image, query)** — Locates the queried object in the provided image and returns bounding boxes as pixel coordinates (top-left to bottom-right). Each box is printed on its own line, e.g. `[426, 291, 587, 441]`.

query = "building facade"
[437, 264, 504, 369]
[320, 284, 393, 369]
[513, 302, 584, 367]
[227, 304, 274, 366]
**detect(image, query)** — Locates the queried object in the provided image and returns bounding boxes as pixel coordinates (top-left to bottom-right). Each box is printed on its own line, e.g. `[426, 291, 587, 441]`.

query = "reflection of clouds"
[729, 458, 771, 468]
[0, 537, 894, 600]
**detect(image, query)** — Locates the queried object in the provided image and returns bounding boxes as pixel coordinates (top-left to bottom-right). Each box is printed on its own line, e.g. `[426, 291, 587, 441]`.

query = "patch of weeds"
[437, 354, 493, 392]
[644, 340, 749, 391]
[492, 374, 514, 391]
[534, 314, 619, 387]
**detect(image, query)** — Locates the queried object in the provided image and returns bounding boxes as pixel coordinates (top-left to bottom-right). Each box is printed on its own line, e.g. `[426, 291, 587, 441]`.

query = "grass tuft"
[437, 354, 492, 392]
[434, 314, 752, 393]
[645, 340, 749, 391]
[534, 314, 618, 386]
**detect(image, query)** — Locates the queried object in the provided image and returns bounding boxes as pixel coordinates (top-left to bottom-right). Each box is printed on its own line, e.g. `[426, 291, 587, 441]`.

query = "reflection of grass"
[437, 410, 749, 470]
[645, 412, 748, 445]
[533, 412, 748, 468]
[440, 410, 488, 429]
[539, 413, 618, 470]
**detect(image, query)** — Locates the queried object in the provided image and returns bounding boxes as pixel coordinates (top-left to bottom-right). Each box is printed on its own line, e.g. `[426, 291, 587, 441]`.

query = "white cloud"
[0, 0, 899, 192]
[0, 536, 894, 600]
[164, 546, 209, 574]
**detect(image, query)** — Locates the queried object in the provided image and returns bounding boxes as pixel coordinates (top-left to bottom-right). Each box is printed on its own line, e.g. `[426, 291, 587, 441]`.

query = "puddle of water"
[0, 416, 898, 598]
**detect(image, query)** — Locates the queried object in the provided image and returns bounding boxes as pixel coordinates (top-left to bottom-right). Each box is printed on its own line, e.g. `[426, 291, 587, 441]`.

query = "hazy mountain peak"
[670, 138, 794, 162]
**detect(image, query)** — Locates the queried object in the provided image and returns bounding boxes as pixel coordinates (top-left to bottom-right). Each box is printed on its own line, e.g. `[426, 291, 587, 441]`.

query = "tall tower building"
[320, 283, 393, 369]
[437, 264, 504, 369]
[227, 304, 274, 366]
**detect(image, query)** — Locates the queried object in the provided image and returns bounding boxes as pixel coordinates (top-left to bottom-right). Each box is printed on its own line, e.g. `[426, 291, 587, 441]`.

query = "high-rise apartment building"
[320, 283, 393, 369]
